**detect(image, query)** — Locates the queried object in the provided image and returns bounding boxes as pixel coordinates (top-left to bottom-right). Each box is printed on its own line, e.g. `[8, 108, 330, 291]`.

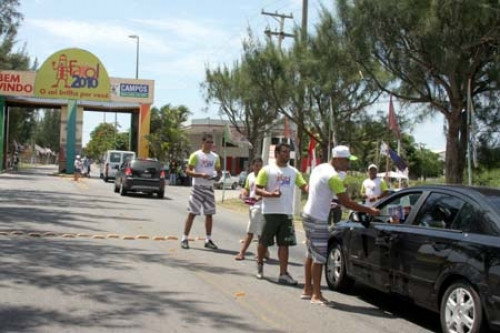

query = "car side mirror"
[349, 211, 371, 228]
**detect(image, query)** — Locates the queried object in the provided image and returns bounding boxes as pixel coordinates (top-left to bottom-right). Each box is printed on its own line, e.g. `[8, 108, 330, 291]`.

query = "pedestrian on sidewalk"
[302, 145, 380, 305]
[74, 155, 82, 182]
[180, 133, 221, 250]
[255, 143, 308, 285]
[235, 157, 270, 261]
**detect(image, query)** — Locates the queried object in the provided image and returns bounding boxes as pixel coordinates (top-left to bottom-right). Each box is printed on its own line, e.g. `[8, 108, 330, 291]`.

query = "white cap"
[368, 163, 378, 170]
[76, 155, 81, 159]
[331, 145, 358, 160]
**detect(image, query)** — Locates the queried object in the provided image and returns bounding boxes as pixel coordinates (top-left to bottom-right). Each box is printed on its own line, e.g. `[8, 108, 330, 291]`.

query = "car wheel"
[231, 182, 238, 190]
[104, 177, 108, 183]
[100, 173, 103, 179]
[325, 243, 354, 292]
[157, 190, 164, 199]
[440, 280, 484, 333]
[120, 183, 127, 196]
[114, 182, 119, 193]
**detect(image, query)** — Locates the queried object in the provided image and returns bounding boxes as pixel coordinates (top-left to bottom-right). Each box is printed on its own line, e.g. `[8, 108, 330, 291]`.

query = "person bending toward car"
[235, 157, 270, 261]
[302, 145, 380, 305]
[255, 143, 308, 285]
[180, 133, 221, 250]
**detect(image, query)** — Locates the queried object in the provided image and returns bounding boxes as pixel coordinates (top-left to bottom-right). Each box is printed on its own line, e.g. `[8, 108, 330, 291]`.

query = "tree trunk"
[445, 110, 467, 184]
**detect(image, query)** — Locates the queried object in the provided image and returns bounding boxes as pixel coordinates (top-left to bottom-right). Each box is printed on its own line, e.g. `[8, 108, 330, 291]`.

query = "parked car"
[214, 171, 239, 190]
[113, 158, 165, 198]
[100, 150, 136, 182]
[325, 185, 500, 333]
[238, 171, 248, 187]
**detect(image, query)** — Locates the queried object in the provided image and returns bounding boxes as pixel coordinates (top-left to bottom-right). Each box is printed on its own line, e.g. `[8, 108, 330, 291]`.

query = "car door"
[348, 191, 424, 292]
[389, 191, 465, 307]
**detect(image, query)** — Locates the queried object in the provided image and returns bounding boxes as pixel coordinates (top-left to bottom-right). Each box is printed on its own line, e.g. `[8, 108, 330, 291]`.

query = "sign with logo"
[34, 48, 111, 101]
[0, 71, 35, 97]
[110, 78, 154, 103]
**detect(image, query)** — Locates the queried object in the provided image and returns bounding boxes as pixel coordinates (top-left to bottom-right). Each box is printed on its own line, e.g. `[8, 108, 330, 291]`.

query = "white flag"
[380, 141, 389, 156]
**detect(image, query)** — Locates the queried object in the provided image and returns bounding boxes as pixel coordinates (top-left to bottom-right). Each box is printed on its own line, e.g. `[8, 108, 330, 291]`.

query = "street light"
[128, 34, 140, 79]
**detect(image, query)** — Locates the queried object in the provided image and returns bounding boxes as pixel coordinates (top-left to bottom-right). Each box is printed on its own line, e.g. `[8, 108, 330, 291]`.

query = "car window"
[130, 160, 161, 171]
[110, 152, 121, 163]
[413, 192, 465, 229]
[123, 153, 135, 163]
[376, 192, 423, 224]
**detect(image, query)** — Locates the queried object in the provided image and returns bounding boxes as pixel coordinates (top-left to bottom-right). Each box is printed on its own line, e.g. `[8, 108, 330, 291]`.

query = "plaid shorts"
[188, 185, 216, 215]
[302, 213, 329, 264]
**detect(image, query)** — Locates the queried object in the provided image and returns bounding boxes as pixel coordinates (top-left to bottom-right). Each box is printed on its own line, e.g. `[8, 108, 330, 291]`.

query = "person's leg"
[311, 262, 327, 302]
[236, 232, 254, 260]
[183, 213, 196, 236]
[205, 214, 213, 236]
[303, 257, 313, 297]
[278, 245, 289, 275]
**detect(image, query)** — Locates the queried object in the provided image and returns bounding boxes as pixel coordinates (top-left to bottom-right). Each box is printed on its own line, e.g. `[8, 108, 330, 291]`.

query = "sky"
[16, 0, 446, 151]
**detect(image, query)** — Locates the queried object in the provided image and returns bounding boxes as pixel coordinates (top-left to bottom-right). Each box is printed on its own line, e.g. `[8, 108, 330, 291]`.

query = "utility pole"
[261, 9, 294, 166]
[262, 10, 294, 51]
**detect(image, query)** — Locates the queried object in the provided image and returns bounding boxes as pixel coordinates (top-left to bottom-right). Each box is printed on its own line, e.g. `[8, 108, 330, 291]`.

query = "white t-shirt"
[244, 172, 261, 209]
[255, 163, 307, 215]
[303, 163, 346, 221]
[188, 150, 221, 186]
[361, 177, 387, 199]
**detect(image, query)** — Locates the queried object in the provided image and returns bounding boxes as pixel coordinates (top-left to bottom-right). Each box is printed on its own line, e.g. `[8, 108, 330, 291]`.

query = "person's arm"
[337, 192, 380, 216]
[255, 168, 281, 198]
[184, 154, 209, 179]
[379, 180, 389, 199]
[239, 177, 250, 199]
[295, 172, 309, 193]
[328, 176, 379, 216]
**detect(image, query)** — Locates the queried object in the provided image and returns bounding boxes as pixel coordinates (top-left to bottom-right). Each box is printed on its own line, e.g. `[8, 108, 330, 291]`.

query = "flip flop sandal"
[300, 294, 312, 300]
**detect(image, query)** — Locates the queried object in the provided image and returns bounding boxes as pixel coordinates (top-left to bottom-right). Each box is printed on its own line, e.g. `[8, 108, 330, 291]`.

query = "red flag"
[389, 95, 401, 139]
[283, 117, 291, 139]
[307, 136, 317, 172]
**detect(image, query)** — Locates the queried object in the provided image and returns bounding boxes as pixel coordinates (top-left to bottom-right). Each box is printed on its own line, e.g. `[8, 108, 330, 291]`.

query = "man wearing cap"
[361, 164, 389, 205]
[301, 145, 380, 305]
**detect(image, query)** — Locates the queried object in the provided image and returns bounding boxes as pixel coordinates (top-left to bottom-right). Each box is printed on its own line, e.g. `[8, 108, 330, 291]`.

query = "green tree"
[34, 109, 60, 151]
[203, 32, 279, 162]
[85, 123, 118, 160]
[147, 104, 191, 162]
[337, 0, 500, 183]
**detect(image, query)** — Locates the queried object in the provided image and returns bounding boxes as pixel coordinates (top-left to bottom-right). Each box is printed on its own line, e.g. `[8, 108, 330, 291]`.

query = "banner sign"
[110, 78, 154, 103]
[0, 71, 35, 97]
[34, 48, 111, 101]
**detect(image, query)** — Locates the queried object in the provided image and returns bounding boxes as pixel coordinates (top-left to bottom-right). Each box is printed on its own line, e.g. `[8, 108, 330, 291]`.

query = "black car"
[114, 159, 165, 198]
[325, 185, 500, 333]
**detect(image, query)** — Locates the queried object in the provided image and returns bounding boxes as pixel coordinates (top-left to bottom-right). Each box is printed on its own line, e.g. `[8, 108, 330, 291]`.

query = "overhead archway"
[0, 48, 154, 173]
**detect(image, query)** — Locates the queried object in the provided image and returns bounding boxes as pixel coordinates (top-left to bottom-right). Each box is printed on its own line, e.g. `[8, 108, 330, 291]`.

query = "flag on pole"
[283, 117, 291, 139]
[380, 141, 407, 172]
[307, 136, 317, 172]
[389, 95, 401, 139]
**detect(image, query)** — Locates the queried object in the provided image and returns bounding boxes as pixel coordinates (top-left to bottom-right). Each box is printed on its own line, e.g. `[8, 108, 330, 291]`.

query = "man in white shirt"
[181, 133, 221, 250]
[302, 146, 380, 304]
[361, 164, 389, 205]
[255, 143, 308, 285]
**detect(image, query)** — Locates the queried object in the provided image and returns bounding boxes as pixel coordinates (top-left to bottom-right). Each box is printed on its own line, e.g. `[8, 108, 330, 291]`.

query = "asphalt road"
[0, 164, 440, 333]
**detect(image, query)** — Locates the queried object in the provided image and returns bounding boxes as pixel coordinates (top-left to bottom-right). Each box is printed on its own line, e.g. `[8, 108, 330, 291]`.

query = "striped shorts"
[188, 185, 216, 215]
[301, 213, 329, 264]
